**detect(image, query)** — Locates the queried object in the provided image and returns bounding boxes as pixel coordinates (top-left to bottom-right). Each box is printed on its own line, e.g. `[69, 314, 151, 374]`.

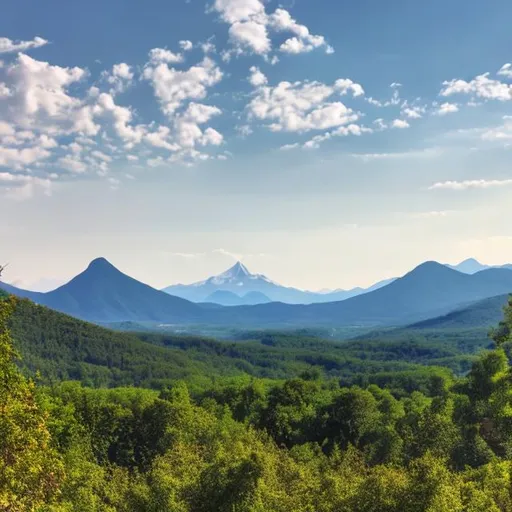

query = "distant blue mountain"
[3, 258, 512, 328]
[446, 258, 512, 274]
[203, 290, 271, 306]
[163, 261, 396, 304]
[203, 262, 512, 327]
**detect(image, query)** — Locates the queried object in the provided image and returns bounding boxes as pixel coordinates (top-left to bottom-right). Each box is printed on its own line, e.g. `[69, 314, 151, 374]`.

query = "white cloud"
[429, 179, 512, 190]
[57, 155, 87, 173]
[3, 53, 91, 135]
[179, 40, 194, 51]
[143, 57, 222, 115]
[301, 124, 369, 150]
[148, 48, 184, 64]
[391, 119, 409, 129]
[212, 1, 331, 56]
[0, 145, 51, 169]
[436, 102, 459, 115]
[229, 21, 270, 54]
[269, 9, 331, 55]
[144, 126, 180, 152]
[174, 102, 223, 148]
[0, 36, 48, 54]
[497, 63, 512, 78]
[0, 82, 11, 97]
[213, 0, 265, 24]
[441, 72, 512, 101]
[248, 78, 362, 133]
[95, 92, 146, 145]
[402, 106, 424, 119]
[248, 66, 267, 87]
[111, 63, 133, 80]
[106, 63, 134, 94]
[334, 79, 364, 97]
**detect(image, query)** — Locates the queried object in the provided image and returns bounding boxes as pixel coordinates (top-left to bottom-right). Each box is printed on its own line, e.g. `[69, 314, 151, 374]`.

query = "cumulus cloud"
[248, 66, 267, 87]
[229, 20, 270, 54]
[148, 48, 184, 64]
[441, 72, 512, 101]
[248, 77, 363, 133]
[402, 106, 424, 119]
[269, 9, 330, 54]
[174, 102, 223, 148]
[2, 53, 90, 134]
[211, 0, 331, 56]
[436, 102, 459, 115]
[0, 145, 51, 170]
[391, 119, 410, 129]
[497, 63, 512, 78]
[143, 56, 222, 115]
[179, 40, 194, 51]
[0, 36, 48, 54]
[105, 63, 134, 94]
[429, 179, 512, 190]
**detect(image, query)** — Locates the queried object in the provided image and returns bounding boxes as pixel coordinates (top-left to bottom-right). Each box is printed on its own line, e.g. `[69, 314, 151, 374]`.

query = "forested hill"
[409, 294, 509, 330]
[3, 294, 512, 510]
[8, 297, 478, 392]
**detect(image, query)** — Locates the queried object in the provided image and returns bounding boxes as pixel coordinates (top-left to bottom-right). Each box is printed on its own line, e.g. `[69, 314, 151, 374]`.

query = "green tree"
[0, 296, 64, 511]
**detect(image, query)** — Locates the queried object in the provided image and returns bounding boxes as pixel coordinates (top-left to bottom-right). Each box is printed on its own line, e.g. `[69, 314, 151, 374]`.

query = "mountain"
[447, 258, 512, 274]
[1, 257, 204, 323]
[243, 291, 272, 305]
[163, 261, 312, 304]
[4, 258, 512, 329]
[318, 277, 397, 302]
[203, 290, 272, 306]
[408, 294, 509, 330]
[204, 262, 512, 328]
[163, 261, 395, 304]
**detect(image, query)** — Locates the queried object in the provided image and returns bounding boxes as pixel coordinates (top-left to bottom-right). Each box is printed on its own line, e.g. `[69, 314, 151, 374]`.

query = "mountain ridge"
[2, 257, 512, 328]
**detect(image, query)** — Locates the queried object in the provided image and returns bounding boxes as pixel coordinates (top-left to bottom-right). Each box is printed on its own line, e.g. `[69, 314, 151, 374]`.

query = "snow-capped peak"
[209, 261, 253, 285]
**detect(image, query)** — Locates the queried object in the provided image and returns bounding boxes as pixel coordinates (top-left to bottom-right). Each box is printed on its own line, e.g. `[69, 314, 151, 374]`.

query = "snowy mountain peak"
[209, 261, 254, 285]
[223, 261, 251, 278]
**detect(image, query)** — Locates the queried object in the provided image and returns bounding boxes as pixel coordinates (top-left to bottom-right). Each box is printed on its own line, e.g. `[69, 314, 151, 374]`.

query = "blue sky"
[1, 0, 511, 291]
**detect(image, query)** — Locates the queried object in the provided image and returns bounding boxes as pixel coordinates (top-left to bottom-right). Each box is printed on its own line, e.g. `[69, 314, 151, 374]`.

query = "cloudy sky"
[1, 0, 511, 292]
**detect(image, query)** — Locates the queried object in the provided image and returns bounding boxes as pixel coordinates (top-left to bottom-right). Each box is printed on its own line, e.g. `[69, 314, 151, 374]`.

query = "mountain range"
[446, 258, 512, 275]
[1, 257, 511, 328]
[163, 261, 395, 304]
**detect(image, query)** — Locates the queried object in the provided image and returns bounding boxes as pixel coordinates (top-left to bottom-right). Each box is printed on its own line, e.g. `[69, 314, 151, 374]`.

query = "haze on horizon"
[1, 0, 511, 292]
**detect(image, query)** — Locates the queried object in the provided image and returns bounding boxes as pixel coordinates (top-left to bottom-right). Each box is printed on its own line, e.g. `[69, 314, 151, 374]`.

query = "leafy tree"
[0, 296, 64, 511]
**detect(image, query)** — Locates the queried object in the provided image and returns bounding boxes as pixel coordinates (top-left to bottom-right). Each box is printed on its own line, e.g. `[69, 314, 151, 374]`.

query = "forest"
[2, 294, 512, 511]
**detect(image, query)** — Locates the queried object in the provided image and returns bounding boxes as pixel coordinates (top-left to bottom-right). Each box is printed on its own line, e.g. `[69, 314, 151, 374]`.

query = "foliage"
[1, 295, 512, 509]
[0, 296, 63, 511]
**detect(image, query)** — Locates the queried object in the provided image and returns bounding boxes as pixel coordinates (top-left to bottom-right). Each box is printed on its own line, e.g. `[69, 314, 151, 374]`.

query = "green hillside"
[6, 297, 485, 396]
[4, 292, 512, 511]
[410, 294, 509, 330]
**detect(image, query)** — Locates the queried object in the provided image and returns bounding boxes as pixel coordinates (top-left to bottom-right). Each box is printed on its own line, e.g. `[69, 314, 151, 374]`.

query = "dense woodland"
[2, 293, 512, 511]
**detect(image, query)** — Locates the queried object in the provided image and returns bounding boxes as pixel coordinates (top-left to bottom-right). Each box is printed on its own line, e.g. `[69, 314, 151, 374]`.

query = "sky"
[1, 0, 512, 292]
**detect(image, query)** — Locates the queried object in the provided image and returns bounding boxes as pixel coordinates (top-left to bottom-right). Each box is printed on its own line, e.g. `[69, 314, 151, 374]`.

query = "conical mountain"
[3, 257, 203, 323]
